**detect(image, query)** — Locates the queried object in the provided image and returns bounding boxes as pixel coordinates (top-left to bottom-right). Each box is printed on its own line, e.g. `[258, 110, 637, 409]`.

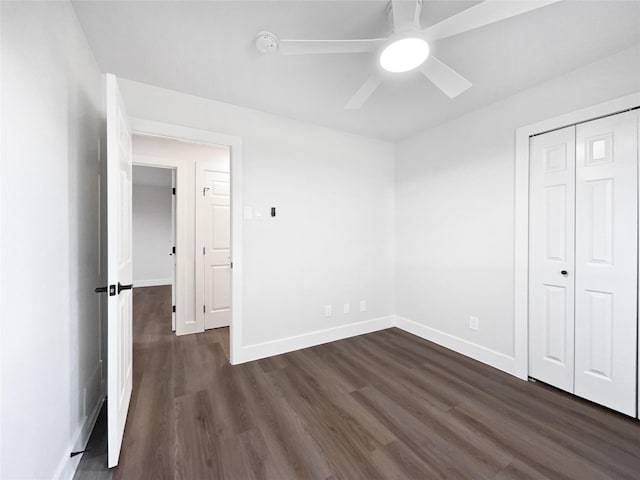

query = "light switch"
[243, 206, 253, 220]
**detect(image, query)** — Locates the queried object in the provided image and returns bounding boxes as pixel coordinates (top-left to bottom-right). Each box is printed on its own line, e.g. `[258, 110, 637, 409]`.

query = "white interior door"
[574, 110, 638, 416]
[106, 73, 133, 467]
[199, 163, 231, 330]
[171, 169, 176, 332]
[529, 126, 576, 392]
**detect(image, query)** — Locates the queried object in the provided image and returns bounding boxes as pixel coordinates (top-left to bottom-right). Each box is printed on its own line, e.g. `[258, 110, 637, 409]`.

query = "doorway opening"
[131, 132, 233, 354]
[132, 165, 177, 331]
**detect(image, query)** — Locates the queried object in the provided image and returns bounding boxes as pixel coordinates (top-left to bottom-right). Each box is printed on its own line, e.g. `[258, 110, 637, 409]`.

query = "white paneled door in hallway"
[529, 109, 639, 417]
[197, 160, 231, 330]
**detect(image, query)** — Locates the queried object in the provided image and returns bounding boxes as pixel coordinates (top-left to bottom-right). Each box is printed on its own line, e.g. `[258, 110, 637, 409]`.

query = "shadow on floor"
[73, 401, 111, 480]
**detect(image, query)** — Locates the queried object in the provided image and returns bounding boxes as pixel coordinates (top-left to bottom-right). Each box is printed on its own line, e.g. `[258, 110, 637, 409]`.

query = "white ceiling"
[72, 1, 640, 141]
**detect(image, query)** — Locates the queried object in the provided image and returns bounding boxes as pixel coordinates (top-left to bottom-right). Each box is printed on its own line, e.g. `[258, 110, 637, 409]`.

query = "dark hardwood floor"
[77, 286, 640, 479]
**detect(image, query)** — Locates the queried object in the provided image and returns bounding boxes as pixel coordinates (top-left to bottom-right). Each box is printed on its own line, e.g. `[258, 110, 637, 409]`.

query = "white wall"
[0, 2, 104, 479]
[395, 45, 640, 370]
[120, 79, 396, 353]
[132, 168, 173, 287]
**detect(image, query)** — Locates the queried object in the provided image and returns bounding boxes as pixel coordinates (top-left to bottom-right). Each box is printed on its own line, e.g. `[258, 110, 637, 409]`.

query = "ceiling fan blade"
[423, 0, 562, 41]
[344, 75, 383, 110]
[419, 56, 471, 98]
[279, 38, 384, 55]
[391, 0, 423, 32]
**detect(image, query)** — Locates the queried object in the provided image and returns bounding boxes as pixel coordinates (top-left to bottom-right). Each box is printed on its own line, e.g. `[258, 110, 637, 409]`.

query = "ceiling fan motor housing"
[255, 31, 279, 53]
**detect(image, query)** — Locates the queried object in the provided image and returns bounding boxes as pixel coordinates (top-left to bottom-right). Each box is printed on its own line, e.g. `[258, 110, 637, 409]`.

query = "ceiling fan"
[255, 0, 561, 109]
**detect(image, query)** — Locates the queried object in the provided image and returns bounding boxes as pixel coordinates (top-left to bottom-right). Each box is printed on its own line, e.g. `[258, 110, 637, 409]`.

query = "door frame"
[513, 92, 640, 382]
[129, 119, 244, 365]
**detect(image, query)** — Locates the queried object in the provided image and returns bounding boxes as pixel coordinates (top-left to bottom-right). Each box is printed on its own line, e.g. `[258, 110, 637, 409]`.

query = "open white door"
[171, 169, 177, 332]
[106, 74, 133, 468]
[196, 159, 231, 330]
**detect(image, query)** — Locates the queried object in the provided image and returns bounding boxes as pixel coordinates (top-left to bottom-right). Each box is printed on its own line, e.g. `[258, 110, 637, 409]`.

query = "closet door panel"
[575, 110, 638, 417]
[529, 126, 576, 392]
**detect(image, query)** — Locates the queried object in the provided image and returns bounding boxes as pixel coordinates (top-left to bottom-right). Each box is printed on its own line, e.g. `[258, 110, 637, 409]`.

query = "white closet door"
[574, 110, 638, 416]
[529, 126, 576, 392]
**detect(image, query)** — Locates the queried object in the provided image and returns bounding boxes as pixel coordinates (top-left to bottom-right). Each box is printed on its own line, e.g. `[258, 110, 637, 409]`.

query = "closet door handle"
[560, 270, 568, 276]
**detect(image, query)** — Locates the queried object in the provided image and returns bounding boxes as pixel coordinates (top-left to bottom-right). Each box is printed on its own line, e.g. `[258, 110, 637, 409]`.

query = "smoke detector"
[255, 31, 279, 54]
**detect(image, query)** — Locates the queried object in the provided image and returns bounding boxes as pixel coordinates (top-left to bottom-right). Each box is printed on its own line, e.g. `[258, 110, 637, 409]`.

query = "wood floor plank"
[494, 459, 554, 480]
[352, 385, 511, 479]
[411, 345, 640, 468]
[266, 366, 389, 479]
[369, 439, 445, 480]
[283, 349, 398, 447]
[174, 389, 222, 480]
[231, 361, 335, 479]
[76, 287, 640, 480]
[451, 401, 616, 480]
[334, 333, 463, 411]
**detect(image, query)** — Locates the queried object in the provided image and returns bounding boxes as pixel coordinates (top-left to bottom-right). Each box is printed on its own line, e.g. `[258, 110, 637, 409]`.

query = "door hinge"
[172, 305, 176, 313]
[172, 246, 176, 255]
[203, 305, 206, 313]
[203, 246, 206, 255]
[172, 187, 176, 195]
[230, 261, 233, 269]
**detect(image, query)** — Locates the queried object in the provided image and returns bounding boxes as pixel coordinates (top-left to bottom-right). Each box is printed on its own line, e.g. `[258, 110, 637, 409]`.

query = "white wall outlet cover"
[243, 206, 253, 220]
[254, 208, 263, 220]
[359, 300, 367, 312]
[469, 316, 479, 331]
[343, 303, 350, 314]
[324, 305, 332, 317]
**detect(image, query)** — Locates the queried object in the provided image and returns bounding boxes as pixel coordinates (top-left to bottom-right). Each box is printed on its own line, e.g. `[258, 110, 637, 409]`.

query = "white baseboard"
[232, 315, 518, 379]
[134, 278, 172, 288]
[232, 315, 396, 364]
[54, 449, 81, 480]
[395, 316, 517, 376]
[55, 397, 105, 480]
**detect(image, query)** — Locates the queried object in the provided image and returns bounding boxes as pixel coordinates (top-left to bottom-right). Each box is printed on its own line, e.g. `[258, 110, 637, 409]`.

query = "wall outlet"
[343, 303, 350, 314]
[359, 300, 367, 312]
[469, 315, 479, 331]
[324, 305, 332, 317]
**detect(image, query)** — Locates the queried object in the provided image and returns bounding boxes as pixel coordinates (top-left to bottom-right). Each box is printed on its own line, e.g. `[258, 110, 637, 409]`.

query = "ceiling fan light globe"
[379, 37, 430, 73]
